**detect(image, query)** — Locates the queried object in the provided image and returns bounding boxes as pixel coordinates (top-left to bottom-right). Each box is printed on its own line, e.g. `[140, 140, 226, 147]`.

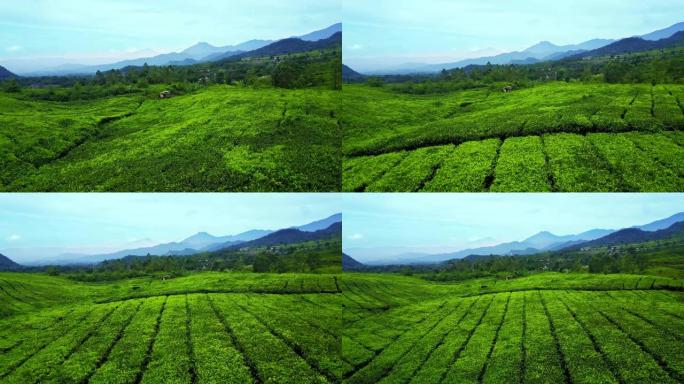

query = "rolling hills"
[342, 82, 684, 192]
[340, 272, 684, 383]
[1, 84, 341, 192]
[0, 272, 345, 383]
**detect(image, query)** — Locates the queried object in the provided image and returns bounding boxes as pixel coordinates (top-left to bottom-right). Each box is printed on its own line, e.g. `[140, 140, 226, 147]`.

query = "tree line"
[1, 48, 341, 101]
[360, 47, 684, 95]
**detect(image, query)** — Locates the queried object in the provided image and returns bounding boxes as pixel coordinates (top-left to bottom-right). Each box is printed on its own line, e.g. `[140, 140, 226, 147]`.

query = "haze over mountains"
[2, 213, 341, 267]
[348, 212, 684, 265]
[352, 21, 684, 75]
[10, 23, 341, 76]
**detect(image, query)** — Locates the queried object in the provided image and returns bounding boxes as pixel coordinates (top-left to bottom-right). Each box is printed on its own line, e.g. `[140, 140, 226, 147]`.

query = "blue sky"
[343, 193, 684, 261]
[344, 0, 684, 72]
[0, 0, 340, 73]
[0, 193, 341, 263]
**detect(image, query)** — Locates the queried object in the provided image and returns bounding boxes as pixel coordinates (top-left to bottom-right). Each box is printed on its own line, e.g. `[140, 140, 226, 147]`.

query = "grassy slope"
[342, 82, 684, 192]
[0, 272, 343, 383]
[341, 272, 684, 383]
[1, 85, 340, 191]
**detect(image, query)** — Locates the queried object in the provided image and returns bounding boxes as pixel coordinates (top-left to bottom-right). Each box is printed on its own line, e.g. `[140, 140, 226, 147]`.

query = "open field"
[340, 273, 684, 383]
[0, 272, 343, 383]
[342, 82, 684, 191]
[0, 85, 340, 191]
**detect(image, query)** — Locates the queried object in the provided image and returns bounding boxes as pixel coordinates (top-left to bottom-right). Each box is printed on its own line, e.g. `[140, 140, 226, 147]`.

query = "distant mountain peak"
[527, 41, 557, 49]
[184, 231, 214, 240]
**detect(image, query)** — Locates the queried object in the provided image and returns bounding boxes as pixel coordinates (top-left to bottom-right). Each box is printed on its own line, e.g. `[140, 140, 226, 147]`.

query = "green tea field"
[0, 272, 344, 384]
[0, 85, 340, 192]
[342, 83, 684, 192]
[340, 273, 684, 383]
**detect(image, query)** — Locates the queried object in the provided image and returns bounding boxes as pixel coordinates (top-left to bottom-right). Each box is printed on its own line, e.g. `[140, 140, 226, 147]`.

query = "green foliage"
[1, 78, 21, 93]
[365, 145, 453, 192]
[424, 139, 500, 192]
[342, 82, 684, 191]
[490, 136, 551, 192]
[1, 85, 340, 191]
[0, 272, 343, 383]
[341, 273, 684, 383]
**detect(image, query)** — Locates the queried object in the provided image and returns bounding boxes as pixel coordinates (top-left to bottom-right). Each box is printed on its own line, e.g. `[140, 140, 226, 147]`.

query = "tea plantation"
[340, 272, 684, 383]
[0, 85, 340, 191]
[342, 82, 684, 191]
[0, 272, 344, 383]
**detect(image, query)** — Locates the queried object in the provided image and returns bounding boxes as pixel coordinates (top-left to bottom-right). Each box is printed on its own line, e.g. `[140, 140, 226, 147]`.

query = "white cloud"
[348, 44, 363, 50]
[348, 233, 364, 240]
[6, 234, 21, 241]
[6, 45, 21, 52]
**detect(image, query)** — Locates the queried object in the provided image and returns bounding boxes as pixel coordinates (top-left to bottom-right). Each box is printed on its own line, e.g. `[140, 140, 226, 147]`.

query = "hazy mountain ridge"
[0, 65, 17, 79]
[2, 213, 342, 266]
[570, 31, 684, 59]
[0, 254, 22, 271]
[349, 212, 684, 265]
[224, 222, 341, 250]
[564, 221, 684, 250]
[17, 23, 341, 76]
[342, 64, 364, 81]
[342, 253, 364, 270]
[354, 21, 684, 75]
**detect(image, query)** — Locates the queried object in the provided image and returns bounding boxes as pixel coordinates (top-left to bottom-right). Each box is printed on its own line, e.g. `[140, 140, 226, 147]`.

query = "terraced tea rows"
[342, 82, 684, 192]
[0, 85, 340, 192]
[0, 292, 343, 384]
[343, 131, 684, 191]
[0, 272, 342, 317]
[341, 275, 684, 384]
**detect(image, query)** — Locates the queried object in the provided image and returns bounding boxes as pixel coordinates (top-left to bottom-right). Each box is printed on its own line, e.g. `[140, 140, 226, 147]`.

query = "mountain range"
[569, 31, 684, 59]
[224, 222, 341, 250]
[353, 21, 684, 75]
[351, 212, 684, 265]
[18, 23, 341, 76]
[1, 213, 341, 267]
[565, 221, 684, 250]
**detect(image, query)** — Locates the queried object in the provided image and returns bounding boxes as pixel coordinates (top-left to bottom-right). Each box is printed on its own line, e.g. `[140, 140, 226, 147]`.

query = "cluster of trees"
[42, 239, 341, 282]
[367, 47, 684, 94]
[361, 239, 683, 282]
[3, 48, 341, 101]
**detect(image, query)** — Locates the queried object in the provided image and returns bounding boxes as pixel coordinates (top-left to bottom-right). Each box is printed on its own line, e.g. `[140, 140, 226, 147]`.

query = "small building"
[502, 85, 513, 93]
[159, 90, 172, 99]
